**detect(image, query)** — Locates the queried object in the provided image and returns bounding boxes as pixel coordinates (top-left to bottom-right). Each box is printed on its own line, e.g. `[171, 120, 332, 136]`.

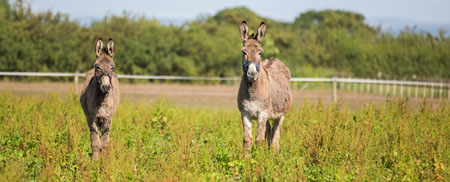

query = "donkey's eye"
[111, 66, 114, 70]
[95, 65, 100, 70]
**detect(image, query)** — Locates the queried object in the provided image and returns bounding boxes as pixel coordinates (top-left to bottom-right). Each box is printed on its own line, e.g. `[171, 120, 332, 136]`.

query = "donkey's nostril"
[101, 85, 111, 93]
[247, 71, 258, 81]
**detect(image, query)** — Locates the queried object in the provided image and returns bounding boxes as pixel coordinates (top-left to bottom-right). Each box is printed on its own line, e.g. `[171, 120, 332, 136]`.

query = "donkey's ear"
[240, 21, 249, 41]
[95, 38, 103, 57]
[256, 22, 266, 42]
[107, 38, 115, 56]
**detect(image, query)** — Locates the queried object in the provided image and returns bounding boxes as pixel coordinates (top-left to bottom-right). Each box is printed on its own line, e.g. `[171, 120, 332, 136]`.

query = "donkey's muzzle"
[100, 84, 111, 93]
[99, 75, 112, 93]
[246, 64, 258, 82]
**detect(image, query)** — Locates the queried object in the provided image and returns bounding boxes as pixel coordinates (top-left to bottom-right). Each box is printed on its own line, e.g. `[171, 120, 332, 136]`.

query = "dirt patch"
[0, 81, 444, 110]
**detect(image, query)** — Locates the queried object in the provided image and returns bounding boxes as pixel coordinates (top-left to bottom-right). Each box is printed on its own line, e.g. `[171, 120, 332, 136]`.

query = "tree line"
[0, 0, 449, 81]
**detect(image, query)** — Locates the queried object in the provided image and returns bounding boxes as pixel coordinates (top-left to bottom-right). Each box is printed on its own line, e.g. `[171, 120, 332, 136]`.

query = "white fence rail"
[0, 71, 449, 103]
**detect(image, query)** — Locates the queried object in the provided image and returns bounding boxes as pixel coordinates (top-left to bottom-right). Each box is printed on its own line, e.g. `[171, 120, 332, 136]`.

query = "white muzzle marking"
[99, 75, 111, 93]
[246, 64, 258, 82]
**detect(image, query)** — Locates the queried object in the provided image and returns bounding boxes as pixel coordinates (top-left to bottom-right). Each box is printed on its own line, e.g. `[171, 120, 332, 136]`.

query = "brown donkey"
[237, 21, 292, 153]
[80, 38, 120, 159]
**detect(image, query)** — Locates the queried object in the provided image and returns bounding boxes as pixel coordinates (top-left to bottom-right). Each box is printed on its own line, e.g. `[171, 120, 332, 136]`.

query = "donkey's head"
[239, 21, 266, 82]
[94, 38, 116, 94]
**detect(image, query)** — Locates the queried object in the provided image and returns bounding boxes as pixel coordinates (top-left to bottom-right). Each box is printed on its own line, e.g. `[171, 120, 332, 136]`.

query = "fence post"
[332, 77, 337, 104]
[448, 85, 450, 100]
[393, 80, 397, 96]
[439, 82, 443, 99]
[74, 71, 79, 94]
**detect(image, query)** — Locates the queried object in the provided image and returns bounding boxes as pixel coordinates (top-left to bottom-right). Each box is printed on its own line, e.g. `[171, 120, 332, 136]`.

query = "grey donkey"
[237, 21, 292, 154]
[80, 38, 120, 159]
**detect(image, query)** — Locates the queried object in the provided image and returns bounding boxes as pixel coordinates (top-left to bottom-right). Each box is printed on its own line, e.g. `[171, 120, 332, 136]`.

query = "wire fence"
[0, 71, 449, 102]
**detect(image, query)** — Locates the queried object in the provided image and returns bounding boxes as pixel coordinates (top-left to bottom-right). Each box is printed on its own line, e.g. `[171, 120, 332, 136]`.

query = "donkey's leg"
[255, 112, 268, 146]
[241, 112, 253, 154]
[89, 119, 101, 160]
[100, 118, 112, 153]
[265, 120, 273, 149]
[271, 116, 285, 152]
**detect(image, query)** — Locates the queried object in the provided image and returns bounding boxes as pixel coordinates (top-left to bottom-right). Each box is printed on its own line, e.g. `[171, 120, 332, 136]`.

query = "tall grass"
[0, 92, 448, 181]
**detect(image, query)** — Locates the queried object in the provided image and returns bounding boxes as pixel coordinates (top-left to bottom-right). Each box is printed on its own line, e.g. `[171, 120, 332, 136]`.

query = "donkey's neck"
[246, 80, 259, 99]
[95, 88, 108, 100]
[244, 70, 268, 100]
[90, 77, 110, 105]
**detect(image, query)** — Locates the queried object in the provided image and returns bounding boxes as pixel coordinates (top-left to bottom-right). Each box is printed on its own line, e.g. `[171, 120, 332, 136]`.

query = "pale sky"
[27, 0, 450, 24]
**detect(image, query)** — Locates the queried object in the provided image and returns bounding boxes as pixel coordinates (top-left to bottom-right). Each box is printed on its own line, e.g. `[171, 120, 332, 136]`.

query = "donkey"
[237, 21, 292, 153]
[80, 38, 120, 159]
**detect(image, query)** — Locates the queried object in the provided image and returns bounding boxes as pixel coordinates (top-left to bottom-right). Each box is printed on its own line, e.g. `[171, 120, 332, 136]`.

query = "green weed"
[0, 92, 448, 181]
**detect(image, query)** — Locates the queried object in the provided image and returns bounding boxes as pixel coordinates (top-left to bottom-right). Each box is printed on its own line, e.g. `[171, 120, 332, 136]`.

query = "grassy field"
[0, 92, 449, 181]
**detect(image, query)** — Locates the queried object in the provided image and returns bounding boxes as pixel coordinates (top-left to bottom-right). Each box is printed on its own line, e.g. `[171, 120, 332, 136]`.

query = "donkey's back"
[263, 58, 292, 116]
[80, 69, 94, 97]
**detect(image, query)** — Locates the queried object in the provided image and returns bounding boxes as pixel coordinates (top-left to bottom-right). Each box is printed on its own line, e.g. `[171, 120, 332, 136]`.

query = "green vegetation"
[0, 92, 448, 181]
[0, 1, 449, 80]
